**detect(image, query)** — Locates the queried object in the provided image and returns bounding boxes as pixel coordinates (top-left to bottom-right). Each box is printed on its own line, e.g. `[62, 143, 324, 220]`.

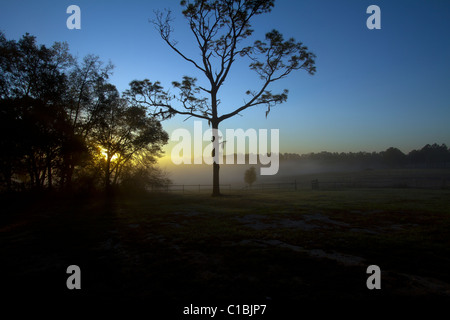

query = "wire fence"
[150, 176, 448, 193]
[310, 177, 448, 190]
[150, 184, 232, 193]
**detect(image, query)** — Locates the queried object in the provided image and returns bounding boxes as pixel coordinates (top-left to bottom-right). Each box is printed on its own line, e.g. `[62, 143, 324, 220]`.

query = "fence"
[150, 184, 231, 193]
[304, 177, 448, 190]
[252, 181, 298, 191]
[150, 176, 448, 193]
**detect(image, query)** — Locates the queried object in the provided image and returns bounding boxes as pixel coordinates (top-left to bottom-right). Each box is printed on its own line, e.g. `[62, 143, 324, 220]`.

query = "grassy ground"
[1, 187, 450, 315]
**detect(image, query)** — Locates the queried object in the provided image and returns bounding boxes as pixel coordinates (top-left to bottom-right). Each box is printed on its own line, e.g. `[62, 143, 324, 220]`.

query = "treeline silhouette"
[280, 144, 450, 169]
[0, 32, 169, 193]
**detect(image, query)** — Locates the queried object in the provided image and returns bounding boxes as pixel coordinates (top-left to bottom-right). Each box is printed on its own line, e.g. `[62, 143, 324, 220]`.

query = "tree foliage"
[280, 143, 450, 169]
[244, 166, 257, 187]
[125, 0, 316, 195]
[0, 32, 169, 193]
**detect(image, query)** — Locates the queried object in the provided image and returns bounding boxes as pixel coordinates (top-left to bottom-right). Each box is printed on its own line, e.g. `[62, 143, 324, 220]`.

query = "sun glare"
[100, 147, 119, 161]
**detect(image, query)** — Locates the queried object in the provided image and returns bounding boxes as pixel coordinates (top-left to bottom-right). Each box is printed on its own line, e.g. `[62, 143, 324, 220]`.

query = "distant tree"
[382, 147, 406, 168]
[125, 0, 316, 196]
[420, 143, 449, 168]
[244, 166, 257, 188]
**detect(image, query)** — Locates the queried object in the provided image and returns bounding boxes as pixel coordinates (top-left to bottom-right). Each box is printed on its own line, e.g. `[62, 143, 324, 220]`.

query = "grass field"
[1, 186, 450, 315]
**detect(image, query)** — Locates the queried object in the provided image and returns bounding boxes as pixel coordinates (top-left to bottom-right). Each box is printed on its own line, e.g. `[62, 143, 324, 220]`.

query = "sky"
[1, 0, 450, 159]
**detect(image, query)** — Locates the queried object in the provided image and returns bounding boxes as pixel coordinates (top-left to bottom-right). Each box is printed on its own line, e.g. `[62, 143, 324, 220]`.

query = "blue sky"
[1, 0, 449, 155]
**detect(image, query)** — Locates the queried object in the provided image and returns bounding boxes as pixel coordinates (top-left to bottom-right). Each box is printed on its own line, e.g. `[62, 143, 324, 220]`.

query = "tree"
[61, 54, 114, 188]
[125, 0, 316, 196]
[89, 84, 168, 190]
[244, 166, 257, 188]
[0, 32, 74, 191]
[382, 147, 406, 168]
[0, 32, 169, 193]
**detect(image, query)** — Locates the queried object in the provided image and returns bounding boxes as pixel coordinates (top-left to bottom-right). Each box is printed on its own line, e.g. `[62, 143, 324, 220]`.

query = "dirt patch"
[302, 213, 350, 227]
[234, 212, 418, 235]
[234, 212, 349, 231]
[172, 211, 201, 217]
[235, 216, 319, 231]
[239, 239, 366, 267]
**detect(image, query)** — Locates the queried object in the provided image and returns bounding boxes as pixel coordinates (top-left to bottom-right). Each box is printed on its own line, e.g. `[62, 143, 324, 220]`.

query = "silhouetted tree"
[244, 166, 257, 188]
[89, 85, 168, 190]
[120, 159, 172, 193]
[0, 32, 73, 191]
[61, 54, 114, 187]
[125, 0, 316, 196]
[0, 32, 169, 193]
[421, 143, 448, 168]
[382, 147, 406, 168]
[406, 143, 449, 168]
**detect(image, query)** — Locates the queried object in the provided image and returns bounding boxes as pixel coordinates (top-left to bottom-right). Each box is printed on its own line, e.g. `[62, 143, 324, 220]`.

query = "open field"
[259, 167, 450, 190]
[1, 186, 450, 315]
[165, 167, 450, 190]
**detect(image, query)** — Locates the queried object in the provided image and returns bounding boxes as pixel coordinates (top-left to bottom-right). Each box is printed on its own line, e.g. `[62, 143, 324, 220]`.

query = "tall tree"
[0, 32, 73, 191]
[61, 54, 114, 187]
[125, 0, 316, 196]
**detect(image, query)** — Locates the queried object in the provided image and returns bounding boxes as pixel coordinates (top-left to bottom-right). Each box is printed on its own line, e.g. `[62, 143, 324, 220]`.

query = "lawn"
[1, 187, 450, 315]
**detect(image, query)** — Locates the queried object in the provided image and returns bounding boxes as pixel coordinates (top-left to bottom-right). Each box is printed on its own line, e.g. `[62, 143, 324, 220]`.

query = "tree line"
[280, 144, 450, 169]
[0, 32, 169, 193]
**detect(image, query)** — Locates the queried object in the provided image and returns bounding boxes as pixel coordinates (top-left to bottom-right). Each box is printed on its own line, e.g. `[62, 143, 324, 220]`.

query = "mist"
[159, 159, 369, 187]
[159, 143, 450, 188]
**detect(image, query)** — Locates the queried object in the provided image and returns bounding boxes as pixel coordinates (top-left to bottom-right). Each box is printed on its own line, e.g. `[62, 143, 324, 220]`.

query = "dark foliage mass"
[244, 166, 257, 187]
[0, 32, 169, 193]
[280, 144, 450, 169]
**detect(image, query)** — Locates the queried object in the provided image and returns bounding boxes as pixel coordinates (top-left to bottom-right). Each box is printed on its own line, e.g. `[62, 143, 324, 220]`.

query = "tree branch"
[152, 10, 206, 73]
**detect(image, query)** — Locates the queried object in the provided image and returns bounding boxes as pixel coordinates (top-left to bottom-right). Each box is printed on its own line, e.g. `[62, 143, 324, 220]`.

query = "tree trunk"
[105, 156, 111, 191]
[46, 150, 53, 190]
[212, 162, 220, 196]
[211, 120, 221, 197]
[47, 157, 52, 190]
[4, 163, 12, 192]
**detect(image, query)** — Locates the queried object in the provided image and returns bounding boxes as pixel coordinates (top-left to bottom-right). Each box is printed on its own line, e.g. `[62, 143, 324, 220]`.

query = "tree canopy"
[125, 0, 316, 196]
[244, 166, 257, 187]
[0, 32, 169, 193]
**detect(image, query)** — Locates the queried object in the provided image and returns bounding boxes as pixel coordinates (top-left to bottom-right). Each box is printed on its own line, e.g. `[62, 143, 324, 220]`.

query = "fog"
[159, 162, 257, 187]
[158, 159, 371, 187]
[157, 144, 450, 189]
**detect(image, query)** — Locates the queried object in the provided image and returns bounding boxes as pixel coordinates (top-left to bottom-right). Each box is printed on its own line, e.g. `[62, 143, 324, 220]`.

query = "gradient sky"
[1, 0, 449, 157]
